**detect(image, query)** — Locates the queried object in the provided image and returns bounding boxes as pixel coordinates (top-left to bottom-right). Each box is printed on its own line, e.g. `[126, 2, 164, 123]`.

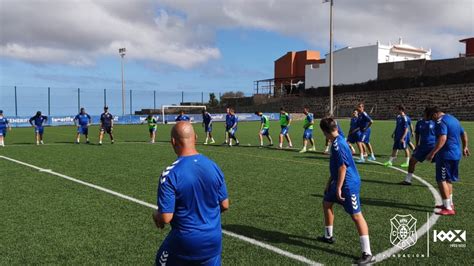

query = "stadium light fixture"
[119, 48, 126, 116]
[323, 0, 334, 116]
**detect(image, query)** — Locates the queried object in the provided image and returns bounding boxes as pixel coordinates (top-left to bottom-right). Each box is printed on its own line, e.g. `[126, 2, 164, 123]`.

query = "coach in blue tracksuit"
[426, 107, 469, 216]
[153, 122, 229, 265]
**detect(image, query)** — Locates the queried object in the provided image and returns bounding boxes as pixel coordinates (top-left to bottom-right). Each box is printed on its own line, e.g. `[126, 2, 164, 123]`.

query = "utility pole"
[119, 48, 126, 116]
[324, 0, 334, 116]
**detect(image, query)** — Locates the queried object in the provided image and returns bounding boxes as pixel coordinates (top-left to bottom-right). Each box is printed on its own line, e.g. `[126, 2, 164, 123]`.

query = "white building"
[305, 38, 431, 89]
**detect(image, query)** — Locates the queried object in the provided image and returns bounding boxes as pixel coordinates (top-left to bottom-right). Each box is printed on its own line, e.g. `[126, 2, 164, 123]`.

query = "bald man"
[153, 122, 229, 265]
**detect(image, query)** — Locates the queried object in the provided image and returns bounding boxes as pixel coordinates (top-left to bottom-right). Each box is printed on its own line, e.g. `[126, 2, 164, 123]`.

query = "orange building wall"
[461, 38, 474, 57]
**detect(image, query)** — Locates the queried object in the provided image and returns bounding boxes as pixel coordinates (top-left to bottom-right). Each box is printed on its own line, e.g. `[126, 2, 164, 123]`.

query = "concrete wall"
[210, 83, 474, 121]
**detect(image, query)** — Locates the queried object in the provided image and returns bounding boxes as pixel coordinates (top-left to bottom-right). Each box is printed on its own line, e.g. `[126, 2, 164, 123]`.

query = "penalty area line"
[0, 155, 321, 266]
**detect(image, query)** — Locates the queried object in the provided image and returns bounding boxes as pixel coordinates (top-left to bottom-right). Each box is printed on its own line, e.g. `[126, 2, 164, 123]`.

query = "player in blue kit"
[300, 107, 315, 153]
[223, 107, 231, 145]
[74, 107, 92, 144]
[318, 117, 374, 264]
[29, 111, 48, 145]
[0, 110, 11, 147]
[153, 122, 229, 265]
[324, 119, 345, 154]
[426, 107, 470, 216]
[175, 110, 190, 122]
[347, 110, 362, 155]
[401, 108, 436, 185]
[406, 114, 416, 151]
[384, 105, 411, 168]
[227, 108, 240, 146]
[356, 103, 376, 162]
[202, 110, 215, 144]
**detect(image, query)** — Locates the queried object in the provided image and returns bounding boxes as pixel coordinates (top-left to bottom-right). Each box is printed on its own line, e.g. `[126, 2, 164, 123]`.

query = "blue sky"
[0, 0, 472, 115]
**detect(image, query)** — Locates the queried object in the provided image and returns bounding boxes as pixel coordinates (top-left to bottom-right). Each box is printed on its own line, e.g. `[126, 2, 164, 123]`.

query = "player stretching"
[74, 107, 91, 144]
[278, 108, 293, 149]
[401, 108, 436, 185]
[99, 106, 114, 145]
[406, 114, 416, 150]
[0, 110, 11, 147]
[202, 110, 215, 144]
[426, 107, 470, 216]
[318, 117, 374, 264]
[347, 110, 362, 154]
[255, 111, 273, 147]
[153, 122, 229, 265]
[29, 111, 48, 145]
[300, 107, 315, 153]
[227, 108, 239, 146]
[384, 105, 411, 168]
[175, 110, 190, 122]
[146, 115, 158, 143]
[356, 103, 376, 162]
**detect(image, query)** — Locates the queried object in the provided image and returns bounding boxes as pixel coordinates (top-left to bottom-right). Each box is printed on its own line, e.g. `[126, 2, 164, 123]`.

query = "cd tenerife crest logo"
[390, 214, 418, 250]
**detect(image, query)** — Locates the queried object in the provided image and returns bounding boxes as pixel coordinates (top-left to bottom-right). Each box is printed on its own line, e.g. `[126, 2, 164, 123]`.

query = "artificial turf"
[1, 119, 473, 265]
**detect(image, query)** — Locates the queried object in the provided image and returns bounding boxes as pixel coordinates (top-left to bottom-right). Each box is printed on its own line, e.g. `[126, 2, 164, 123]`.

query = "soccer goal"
[161, 105, 207, 124]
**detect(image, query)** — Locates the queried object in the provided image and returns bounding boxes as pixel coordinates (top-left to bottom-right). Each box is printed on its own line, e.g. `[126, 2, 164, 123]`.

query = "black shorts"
[100, 125, 113, 134]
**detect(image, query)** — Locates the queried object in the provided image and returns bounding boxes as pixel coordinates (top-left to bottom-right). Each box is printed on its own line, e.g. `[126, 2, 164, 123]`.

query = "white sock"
[205, 137, 208, 143]
[211, 138, 215, 142]
[325, 226, 333, 238]
[260, 140, 263, 146]
[450, 194, 453, 205]
[325, 146, 330, 152]
[371, 153, 375, 157]
[389, 156, 396, 163]
[360, 154, 364, 160]
[443, 199, 452, 210]
[405, 157, 410, 164]
[405, 173, 413, 183]
[360, 235, 372, 255]
[0, 140, 4, 146]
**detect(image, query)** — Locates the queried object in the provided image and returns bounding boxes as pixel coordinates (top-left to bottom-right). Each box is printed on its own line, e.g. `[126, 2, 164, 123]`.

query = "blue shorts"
[0, 128, 6, 137]
[436, 159, 459, 183]
[358, 128, 371, 144]
[393, 136, 409, 150]
[303, 128, 313, 139]
[149, 128, 157, 134]
[228, 128, 237, 137]
[156, 241, 221, 266]
[413, 146, 434, 162]
[347, 132, 360, 144]
[35, 127, 44, 135]
[260, 128, 269, 136]
[77, 126, 89, 135]
[280, 126, 289, 135]
[205, 124, 212, 133]
[324, 182, 361, 215]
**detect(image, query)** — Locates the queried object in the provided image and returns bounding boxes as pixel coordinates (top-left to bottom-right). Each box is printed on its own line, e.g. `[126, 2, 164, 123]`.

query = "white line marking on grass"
[0, 155, 321, 266]
[369, 161, 442, 263]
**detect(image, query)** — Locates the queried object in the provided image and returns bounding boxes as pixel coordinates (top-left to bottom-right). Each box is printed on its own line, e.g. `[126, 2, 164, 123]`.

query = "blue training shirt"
[29, 115, 47, 127]
[75, 113, 91, 127]
[394, 114, 409, 139]
[229, 114, 238, 128]
[415, 119, 436, 148]
[0, 116, 9, 129]
[435, 114, 465, 161]
[175, 115, 190, 122]
[336, 121, 345, 138]
[158, 154, 228, 260]
[203, 113, 212, 125]
[406, 115, 413, 133]
[358, 112, 372, 131]
[330, 135, 361, 190]
[349, 117, 359, 132]
[225, 114, 232, 128]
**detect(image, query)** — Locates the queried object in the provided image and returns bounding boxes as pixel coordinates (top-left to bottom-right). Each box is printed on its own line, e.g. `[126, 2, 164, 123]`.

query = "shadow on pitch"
[361, 178, 424, 187]
[223, 224, 356, 259]
[310, 194, 432, 212]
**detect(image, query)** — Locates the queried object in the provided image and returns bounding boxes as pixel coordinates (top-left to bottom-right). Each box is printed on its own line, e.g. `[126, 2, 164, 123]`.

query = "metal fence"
[0, 86, 251, 116]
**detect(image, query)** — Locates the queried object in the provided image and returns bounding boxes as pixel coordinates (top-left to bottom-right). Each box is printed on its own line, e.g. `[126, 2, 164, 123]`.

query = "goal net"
[161, 105, 207, 124]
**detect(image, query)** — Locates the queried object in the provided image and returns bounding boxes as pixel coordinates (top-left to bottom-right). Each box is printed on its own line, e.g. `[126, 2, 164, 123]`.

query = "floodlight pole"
[328, 0, 334, 116]
[119, 48, 126, 116]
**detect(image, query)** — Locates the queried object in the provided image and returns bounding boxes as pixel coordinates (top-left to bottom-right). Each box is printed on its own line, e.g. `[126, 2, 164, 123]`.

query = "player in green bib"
[145, 115, 158, 143]
[300, 107, 316, 153]
[255, 111, 273, 147]
[278, 107, 293, 149]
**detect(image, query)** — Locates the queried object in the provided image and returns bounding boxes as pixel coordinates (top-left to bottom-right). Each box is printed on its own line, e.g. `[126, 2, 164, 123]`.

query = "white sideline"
[370, 161, 442, 262]
[0, 155, 321, 266]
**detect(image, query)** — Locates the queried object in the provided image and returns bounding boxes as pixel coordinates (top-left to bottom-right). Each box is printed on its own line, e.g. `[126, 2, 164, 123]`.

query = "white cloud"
[0, 0, 472, 68]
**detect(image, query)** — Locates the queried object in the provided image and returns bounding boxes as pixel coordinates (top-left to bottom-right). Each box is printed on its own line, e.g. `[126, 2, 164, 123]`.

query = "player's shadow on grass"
[310, 194, 432, 212]
[361, 178, 424, 187]
[223, 224, 356, 259]
[299, 155, 330, 161]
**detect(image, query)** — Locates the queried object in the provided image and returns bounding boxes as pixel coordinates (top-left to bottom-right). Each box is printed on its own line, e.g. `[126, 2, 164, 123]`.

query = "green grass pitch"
[1, 119, 473, 265]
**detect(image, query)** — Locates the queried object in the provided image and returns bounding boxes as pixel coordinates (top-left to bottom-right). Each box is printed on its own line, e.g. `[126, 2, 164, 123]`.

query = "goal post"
[161, 105, 207, 124]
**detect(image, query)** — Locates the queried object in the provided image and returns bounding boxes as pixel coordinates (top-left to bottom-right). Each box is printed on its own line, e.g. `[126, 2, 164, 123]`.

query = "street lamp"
[323, 0, 334, 116]
[119, 47, 126, 116]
